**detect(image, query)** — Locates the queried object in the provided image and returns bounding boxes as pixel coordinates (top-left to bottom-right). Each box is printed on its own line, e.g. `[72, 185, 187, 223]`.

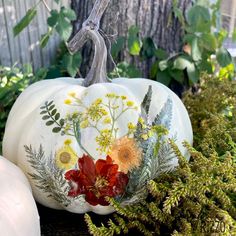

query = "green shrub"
[0, 65, 47, 153]
[84, 75, 236, 236]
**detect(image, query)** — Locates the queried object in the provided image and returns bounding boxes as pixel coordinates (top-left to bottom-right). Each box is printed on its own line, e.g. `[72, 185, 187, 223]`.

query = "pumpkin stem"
[67, 0, 111, 86]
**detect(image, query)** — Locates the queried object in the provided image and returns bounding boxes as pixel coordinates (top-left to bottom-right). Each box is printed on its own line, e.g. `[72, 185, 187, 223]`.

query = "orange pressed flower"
[110, 136, 142, 174]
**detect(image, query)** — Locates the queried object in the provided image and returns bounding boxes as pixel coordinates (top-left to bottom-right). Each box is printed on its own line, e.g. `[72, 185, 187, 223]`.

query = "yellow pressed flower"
[128, 122, 135, 130]
[94, 98, 103, 105]
[55, 144, 78, 170]
[110, 136, 142, 174]
[87, 104, 108, 121]
[126, 101, 134, 107]
[64, 139, 72, 145]
[106, 93, 116, 98]
[68, 92, 76, 97]
[80, 119, 89, 128]
[103, 117, 112, 124]
[138, 117, 145, 125]
[141, 134, 149, 140]
[96, 129, 113, 153]
[64, 99, 72, 105]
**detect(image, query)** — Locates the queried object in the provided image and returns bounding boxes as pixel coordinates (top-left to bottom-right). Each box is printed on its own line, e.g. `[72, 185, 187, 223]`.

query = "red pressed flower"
[65, 154, 129, 206]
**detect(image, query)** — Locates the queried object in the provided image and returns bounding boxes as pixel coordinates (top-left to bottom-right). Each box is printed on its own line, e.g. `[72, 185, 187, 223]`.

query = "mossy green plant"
[84, 75, 236, 235]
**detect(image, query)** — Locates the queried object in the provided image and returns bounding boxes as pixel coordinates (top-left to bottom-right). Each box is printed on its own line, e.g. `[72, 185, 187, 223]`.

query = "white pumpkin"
[0, 156, 40, 236]
[3, 77, 193, 214]
[2, 0, 193, 215]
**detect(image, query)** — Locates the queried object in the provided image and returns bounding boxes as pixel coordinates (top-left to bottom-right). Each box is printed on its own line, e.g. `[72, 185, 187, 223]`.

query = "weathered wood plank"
[2, 0, 21, 66]
[0, 0, 11, 66]
[14, 0, 31, 65]
[25, 0, 42, 70]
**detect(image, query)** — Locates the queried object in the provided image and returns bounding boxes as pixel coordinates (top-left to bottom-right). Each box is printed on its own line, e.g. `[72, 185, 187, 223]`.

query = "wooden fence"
[0, 0, 69, 71]
[0, 0, 234, 71]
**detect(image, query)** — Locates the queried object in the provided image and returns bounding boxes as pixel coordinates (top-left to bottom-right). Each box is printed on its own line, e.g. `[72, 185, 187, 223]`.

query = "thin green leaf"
[46, 121, 54, 126]
[13, 8, 37, 36]
[42, 115, 50, 120]
[51, 109, 57, 116]
[55, 113, 60, 121]
[40, 30, 53, 48]
[52, 127, 61, 133]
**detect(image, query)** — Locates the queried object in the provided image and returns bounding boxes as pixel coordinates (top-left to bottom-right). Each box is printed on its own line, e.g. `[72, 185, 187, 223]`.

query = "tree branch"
[41, 0, 51, 12]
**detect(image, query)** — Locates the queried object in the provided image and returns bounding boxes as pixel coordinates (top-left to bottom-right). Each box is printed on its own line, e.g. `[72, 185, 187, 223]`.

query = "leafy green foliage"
[61, 52, 82, 77]
[0, 65, 47, 154]
[110, 0, 234, 87]
[47, 7, 76, 41]
[84, 75, 236, 235]
[40, 101, 65, 133]
[111, 37, 125, 59]
[109, 62, 142, 78]
[183, 74, 236, 158]
[13, 0, 235, 86]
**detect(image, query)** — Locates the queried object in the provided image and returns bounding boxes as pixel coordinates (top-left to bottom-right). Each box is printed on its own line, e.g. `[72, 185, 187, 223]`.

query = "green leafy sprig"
[40, 100, 65, 133]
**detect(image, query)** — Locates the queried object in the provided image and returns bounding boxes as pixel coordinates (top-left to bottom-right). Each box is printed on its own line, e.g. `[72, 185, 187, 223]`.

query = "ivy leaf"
[150, 61, 159, 79]
[111, 36, 125, 59]
[13, 8, 37, 36]
[187, 5, 210, 26]
[47, 7, 74, 41]
[191, 38, 202, 61]
[173, 0, 185, 26]
[173, 56, 192, 70]
[186, 63, 199, 84]
[61, 7, 77, 21]
[62, 53, 82, 77]
[169, 70, 184, 83]
[141, 37, 156, 59]
[216, 48, 232, 67]
[159, 60, 169, 71]
[201, 33, 217, 51]
[47, 10, 59, 27]
[173, 56, 199, 84]
[155, 49, 168, 60]
[156, 70, 172, 86]
[186, 5, 211, 33]
[55, 16, 72, 41]
[128, 26, 142, 56]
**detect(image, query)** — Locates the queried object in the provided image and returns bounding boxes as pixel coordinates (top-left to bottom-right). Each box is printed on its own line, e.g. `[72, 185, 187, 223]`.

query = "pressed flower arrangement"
[2, 0, 192, 214]
[84, 75, 236, 236]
